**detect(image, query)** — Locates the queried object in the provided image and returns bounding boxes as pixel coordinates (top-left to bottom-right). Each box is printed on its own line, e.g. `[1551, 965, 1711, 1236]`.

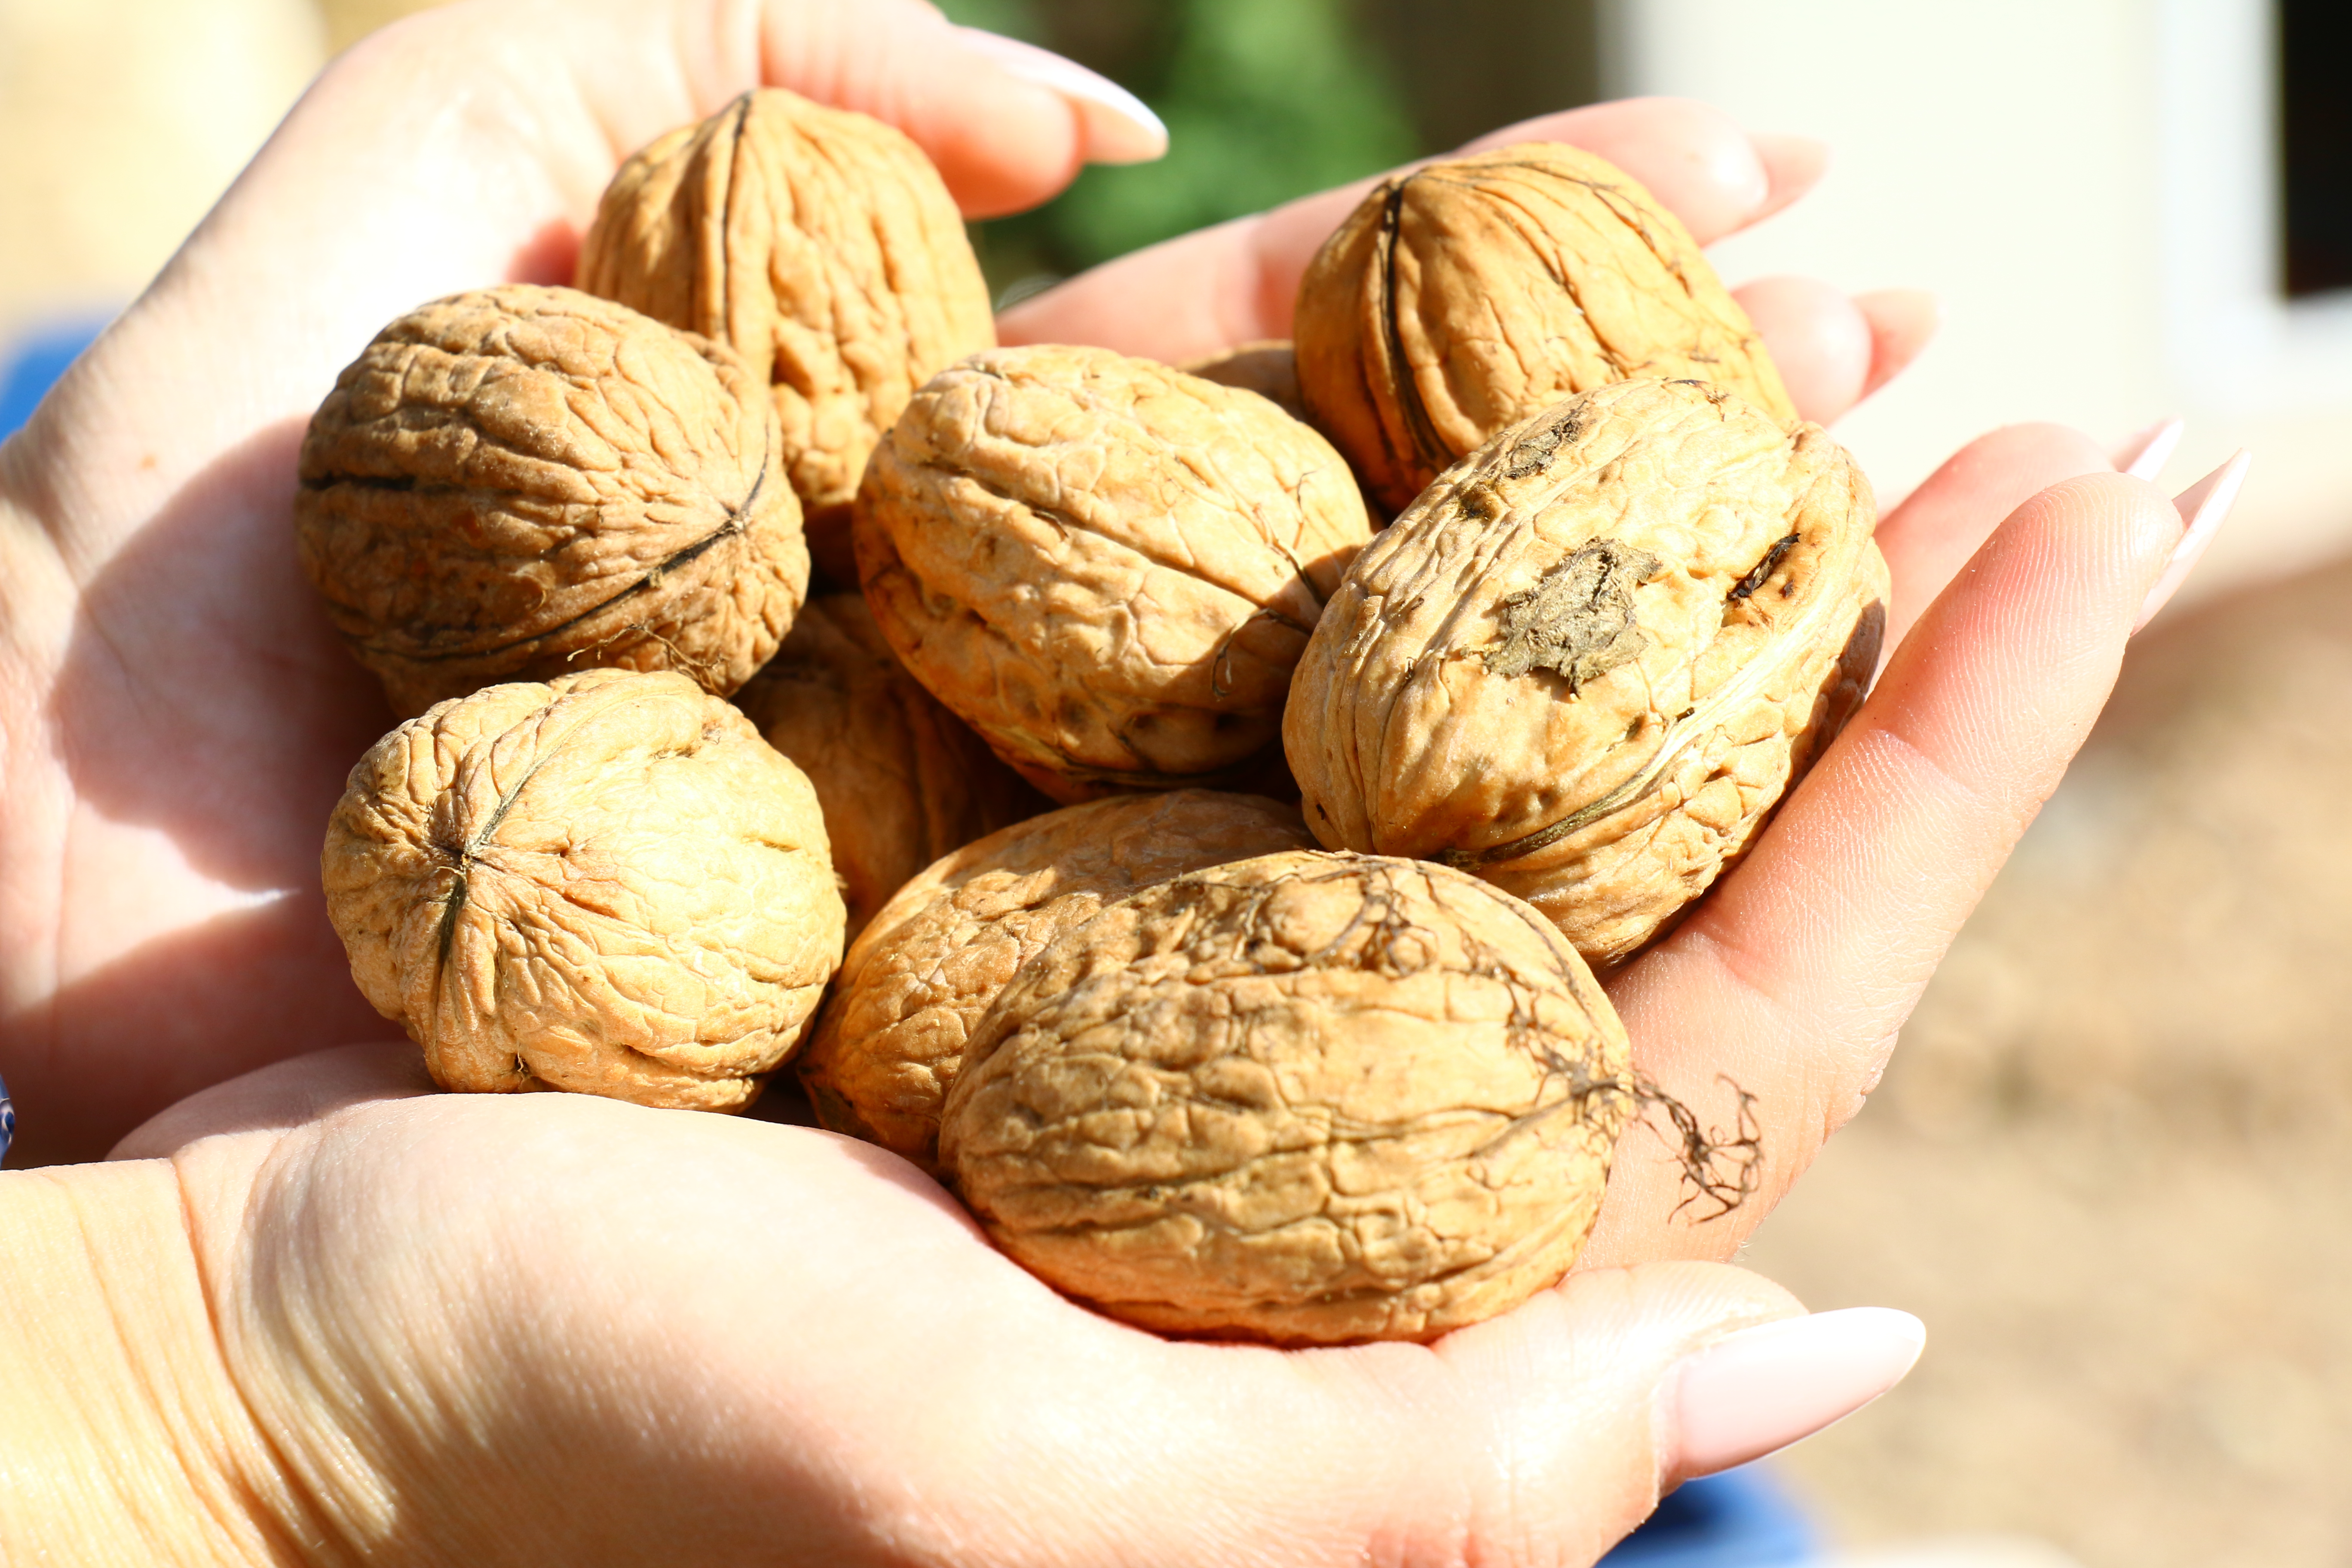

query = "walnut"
[1179, 340, 1308, 423]
[799, 790, 1315, 1170]
[323, 668, 845, 1112]
[296, 284, 807, 718]
[1285, 379, 1886, 968]
[855, 344, 1375, 802]
[578, 89, 996, 584]
[1294, 142, 1796, 515]
[939, 849, 1634, 1345]
[732, 592, 1047, 941]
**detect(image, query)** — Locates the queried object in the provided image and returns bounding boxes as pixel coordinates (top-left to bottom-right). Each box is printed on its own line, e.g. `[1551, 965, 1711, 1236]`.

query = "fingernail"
[2134, 449, 2251, 632]
[956, 29, 1169, 165]
[1660, 1308, 1925, 1481]
[2114, 416, 2184, 481]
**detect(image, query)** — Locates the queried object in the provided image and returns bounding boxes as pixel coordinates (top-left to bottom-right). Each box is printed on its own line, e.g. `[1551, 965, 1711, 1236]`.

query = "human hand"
[0, 0, 1927, 1167]
[0, 1042, 1906, 1566]
[24, 442, 2228, 1567]
[14, 466, 2231, 1565]
[0, 0, 1157, 1164]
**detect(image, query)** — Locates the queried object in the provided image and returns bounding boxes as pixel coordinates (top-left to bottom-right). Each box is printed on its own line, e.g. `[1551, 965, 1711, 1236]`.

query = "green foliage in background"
[938, 0, 1417, 302]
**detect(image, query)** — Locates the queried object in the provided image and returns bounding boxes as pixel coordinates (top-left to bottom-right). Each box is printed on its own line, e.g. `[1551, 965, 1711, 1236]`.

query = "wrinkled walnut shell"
[297, 285, 807, 718]
[1295, 142, 1795, 515]
[323, 668, 845, 1112]
[579, 89, 995, 582]
[799, 790, 1315, 1170]
[940, 849, 1634, 1345]
[732, 592, 1046, 940]
[855, 344, 1375, 802]
[1285, 378, 1886, 968]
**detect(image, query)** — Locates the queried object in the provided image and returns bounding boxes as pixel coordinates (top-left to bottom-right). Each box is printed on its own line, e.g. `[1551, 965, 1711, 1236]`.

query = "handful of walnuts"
[307, 89, 1882, 1344]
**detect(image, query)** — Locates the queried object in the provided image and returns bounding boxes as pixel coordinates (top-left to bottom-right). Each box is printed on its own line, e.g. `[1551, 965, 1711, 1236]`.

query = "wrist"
[0, 1159, 317, 1565]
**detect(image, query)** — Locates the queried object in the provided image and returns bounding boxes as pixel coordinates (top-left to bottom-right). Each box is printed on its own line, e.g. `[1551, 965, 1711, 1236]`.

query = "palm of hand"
[142, 1046, 1764, 1564]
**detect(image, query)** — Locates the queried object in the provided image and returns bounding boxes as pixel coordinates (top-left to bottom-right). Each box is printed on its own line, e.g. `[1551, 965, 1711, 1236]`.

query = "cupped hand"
[0, 0, 2217, 1348]
[0, 0, 2237, 1554]
[0, 0, 1132, 1164]
[110, 1044, 1916, 1566]
[0, 0, 1943, 1167]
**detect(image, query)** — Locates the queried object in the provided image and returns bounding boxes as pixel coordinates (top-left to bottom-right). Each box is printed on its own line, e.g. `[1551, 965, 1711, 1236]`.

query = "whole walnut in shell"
[856, 344, 1375, 802]
[323, 668, 845, 1112]
[297, 284, 807, 718]
[799, 790, 1315, 1170]
[939, 849, 1634, 1345]
[732, 592, 1046, 940]
[1285, 378, 1886, 969]
[1294, 142, 1795, 515]
[578, 89, 995, 582]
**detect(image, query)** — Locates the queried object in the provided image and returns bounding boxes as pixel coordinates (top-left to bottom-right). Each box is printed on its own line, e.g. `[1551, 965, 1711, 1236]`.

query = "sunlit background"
[6, 2, 2351, 1564]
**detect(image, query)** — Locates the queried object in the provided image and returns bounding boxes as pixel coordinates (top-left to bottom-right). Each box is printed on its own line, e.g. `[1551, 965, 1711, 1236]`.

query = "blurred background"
[6, 1, 2350, 1564]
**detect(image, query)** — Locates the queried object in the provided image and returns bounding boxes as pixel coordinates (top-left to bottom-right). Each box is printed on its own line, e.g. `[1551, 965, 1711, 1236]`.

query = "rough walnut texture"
[1294, 141, 1797, 515]
[1179, 340, 1308, 423]
[323, 668, 845, 1112]
[578, 89, 995, 584]
[733, 592, 1047, 940]
[855, 344, 1375, 802]
[799, 790, 1315, 1170]
[297, 284, 808, 718]
[1286, 379, 1886, 969]
[939, 850, 1634, 1345]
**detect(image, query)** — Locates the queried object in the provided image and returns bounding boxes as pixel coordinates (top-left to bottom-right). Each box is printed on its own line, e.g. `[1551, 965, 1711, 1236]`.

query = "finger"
[948, 31, 1167, 171]
[1001, 98, 1814, 363]
[1746, 131, 1831, 226]
[749, 5, 1139, 215]
[1872, 423, 2110, 651]
[1455, 99, 1790, 245]
[1853, 288, 1939, 399]
[1583, 472, 2190, 1266]
[1730, 276, 1871, 425]
[1729, 278, 1941, 426]
[1253, 1269, 1918, 1561]
[108, 1044, 430, 1160]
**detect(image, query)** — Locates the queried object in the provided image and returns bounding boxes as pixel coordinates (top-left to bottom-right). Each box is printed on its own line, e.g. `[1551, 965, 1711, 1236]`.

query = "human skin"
[0, 0, 2205, 1560]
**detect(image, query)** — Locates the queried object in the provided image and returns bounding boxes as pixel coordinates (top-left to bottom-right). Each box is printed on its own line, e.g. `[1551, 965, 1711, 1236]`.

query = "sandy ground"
[1747, 554, 2352, 1567]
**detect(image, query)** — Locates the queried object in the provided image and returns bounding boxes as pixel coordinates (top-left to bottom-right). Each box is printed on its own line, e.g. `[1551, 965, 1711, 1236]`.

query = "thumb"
[1284, 1262, 1924, 1564]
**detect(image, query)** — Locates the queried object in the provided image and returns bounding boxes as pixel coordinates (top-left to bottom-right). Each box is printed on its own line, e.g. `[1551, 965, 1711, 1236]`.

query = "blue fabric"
[0, 1070, 13, 1167]
[1600, 1467, 1819, 1567]
[0, 319, 110, 440]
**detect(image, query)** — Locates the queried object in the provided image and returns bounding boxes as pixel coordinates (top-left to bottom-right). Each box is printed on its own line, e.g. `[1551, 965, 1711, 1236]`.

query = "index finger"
[998, 97, 1820, 364]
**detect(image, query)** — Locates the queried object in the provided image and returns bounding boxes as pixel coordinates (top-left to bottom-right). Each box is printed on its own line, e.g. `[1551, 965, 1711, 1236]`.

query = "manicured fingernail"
[956, 30, 1168, 164]
[2114, 416, 2184, 481]
[2134, 449, 2251, 632]
[1661, 1308, 1925, 1481]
